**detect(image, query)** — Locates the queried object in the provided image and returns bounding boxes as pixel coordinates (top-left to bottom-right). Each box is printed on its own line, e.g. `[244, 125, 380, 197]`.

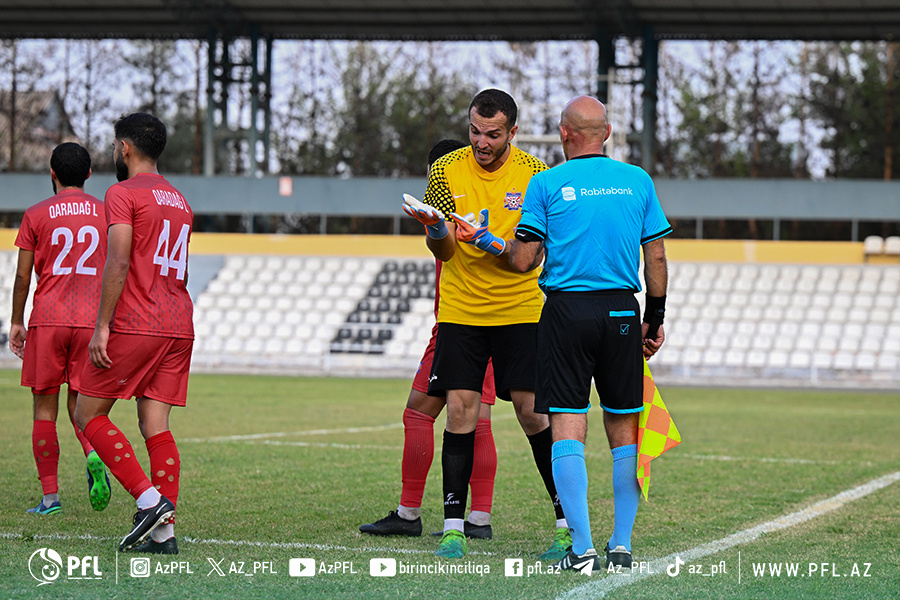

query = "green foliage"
[274, 41, 473, 177]
[805, 42, 900, 179]
[658, 42, 795, 179]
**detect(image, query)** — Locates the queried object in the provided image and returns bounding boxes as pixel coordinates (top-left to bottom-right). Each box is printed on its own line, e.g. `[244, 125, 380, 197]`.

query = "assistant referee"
[508, 95, 671, 574]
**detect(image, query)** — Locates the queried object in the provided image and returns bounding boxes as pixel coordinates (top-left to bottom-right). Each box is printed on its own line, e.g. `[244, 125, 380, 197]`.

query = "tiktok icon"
[667, 556, 685, 577]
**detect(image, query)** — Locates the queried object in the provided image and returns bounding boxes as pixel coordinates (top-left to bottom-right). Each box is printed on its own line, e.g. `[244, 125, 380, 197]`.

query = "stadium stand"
[0, 239, 897, 388]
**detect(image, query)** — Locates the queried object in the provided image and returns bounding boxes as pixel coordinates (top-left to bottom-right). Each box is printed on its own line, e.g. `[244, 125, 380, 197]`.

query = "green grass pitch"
[0, 369, 897, 599]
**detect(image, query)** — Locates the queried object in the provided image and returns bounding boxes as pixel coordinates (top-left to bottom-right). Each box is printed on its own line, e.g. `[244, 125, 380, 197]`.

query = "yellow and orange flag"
[637, 359, 681, 501]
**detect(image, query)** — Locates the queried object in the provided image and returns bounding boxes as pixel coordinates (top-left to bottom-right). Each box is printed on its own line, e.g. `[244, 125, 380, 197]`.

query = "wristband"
[426, 220, 449, 239]
[643, 294, 666, 338]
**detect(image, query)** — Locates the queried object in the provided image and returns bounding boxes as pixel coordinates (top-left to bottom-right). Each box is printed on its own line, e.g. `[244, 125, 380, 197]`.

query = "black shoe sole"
[125, 537, 179, 555]
[605, 547, 634, 569]
[430, 522, 493, 540]
[359, 516, 422, 537]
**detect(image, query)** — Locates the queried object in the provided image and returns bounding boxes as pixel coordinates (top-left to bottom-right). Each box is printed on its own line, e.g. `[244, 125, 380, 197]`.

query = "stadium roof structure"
[0, 0, 897, 42]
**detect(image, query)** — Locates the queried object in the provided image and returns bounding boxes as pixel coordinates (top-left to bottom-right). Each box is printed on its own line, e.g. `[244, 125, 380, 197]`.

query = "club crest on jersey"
[504, 189, 523, 211]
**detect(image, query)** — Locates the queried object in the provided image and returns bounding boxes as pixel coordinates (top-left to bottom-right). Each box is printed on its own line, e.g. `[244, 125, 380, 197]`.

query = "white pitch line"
[252, 439, 404, 451]
[558, 470, 900, 600]
[181, 413, 518, 444]
[0, 530, 496, 557]
[181, 422, 404, 443]
[677, 453, 873, 466]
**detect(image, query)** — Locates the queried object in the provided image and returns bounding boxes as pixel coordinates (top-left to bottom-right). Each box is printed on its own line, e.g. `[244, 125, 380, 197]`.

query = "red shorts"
[413, 322, 496, 405]
[79, 332, 193, 406]
[21, 326, 93, 395]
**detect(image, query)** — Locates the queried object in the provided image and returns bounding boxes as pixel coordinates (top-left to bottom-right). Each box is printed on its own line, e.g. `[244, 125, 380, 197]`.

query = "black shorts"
[428, 323, 537, 401]
[534, 291, 644, 415]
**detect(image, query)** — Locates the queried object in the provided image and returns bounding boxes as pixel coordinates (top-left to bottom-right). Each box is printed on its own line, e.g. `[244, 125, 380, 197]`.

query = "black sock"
[528, 427, 565, 520]
[442, 430, 476, 520]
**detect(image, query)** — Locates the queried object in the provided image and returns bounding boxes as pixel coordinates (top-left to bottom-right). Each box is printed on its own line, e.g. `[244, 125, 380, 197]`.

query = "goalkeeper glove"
[449, 209, 506, 256]
[401, 193, 448, 239]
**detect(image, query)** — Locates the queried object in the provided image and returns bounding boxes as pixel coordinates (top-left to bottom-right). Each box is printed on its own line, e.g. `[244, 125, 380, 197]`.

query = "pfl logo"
[28, 548, 103, 586]
[28, 548, 62, 586]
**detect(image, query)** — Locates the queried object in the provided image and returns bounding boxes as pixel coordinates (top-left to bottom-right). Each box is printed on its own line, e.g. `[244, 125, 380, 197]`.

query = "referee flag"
[637, 359, 681, 501]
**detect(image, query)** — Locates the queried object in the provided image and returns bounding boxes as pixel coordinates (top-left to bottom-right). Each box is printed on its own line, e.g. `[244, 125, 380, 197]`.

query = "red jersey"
[15, 189, 106, 328]
[104, 173, 193, 339]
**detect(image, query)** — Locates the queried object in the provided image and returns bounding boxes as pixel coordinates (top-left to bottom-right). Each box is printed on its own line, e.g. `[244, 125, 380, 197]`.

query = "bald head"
[559, 96, 611, 159]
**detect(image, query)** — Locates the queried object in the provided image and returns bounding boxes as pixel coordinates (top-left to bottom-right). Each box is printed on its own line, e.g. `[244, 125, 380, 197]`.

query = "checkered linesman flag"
[637, 358, 681, 501]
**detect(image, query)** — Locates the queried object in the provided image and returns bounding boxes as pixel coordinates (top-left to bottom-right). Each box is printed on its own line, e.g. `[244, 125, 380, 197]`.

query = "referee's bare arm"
[507, 238, 544, 273]
[641, 238, 668, 356]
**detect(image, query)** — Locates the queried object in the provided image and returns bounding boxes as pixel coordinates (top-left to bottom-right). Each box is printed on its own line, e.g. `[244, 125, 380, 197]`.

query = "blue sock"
[608, 444, 640, 552]
[551, 439, 592, 555]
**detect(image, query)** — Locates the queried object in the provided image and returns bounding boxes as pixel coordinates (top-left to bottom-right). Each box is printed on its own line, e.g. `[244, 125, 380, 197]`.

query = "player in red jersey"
[360, 140, 499, 539]
[10, 142, 111, 516]
[74, 113, 193, 555]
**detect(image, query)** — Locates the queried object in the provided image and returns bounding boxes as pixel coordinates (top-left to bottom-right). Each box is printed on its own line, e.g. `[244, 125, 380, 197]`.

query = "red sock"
[32, 420, 60, 495]
[83, 416, 152, 500]
[70, 418, 94, 457]
[399, 407, 435, 509]
[470, 418, 496, 514]
[146, 431, 180, 510]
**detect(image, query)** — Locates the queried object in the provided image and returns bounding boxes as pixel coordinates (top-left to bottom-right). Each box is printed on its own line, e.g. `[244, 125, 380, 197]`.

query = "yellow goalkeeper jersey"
[424, 145, 547, 326]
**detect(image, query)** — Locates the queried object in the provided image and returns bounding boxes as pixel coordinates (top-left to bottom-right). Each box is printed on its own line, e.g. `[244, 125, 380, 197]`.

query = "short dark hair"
[50, 142, 91, 188]
[114, 112, 167, 160]
[469, 89, 518, 129]
[428, 139, 467, 166]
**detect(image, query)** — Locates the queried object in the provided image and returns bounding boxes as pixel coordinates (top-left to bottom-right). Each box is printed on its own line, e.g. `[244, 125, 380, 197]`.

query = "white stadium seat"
[863, 235, 884, 256]
[306, 339, 326, 355]
[767, 351, 789, 368]
[746, 350, 767, 368]
[832, 352, 854, 370]
[854, 353, 876, 370]
[724, 350, 745, 367]
[812, 352, 832, 369]
[702, 349, 724, 366]
[789, 351, 811, 369]
[264, 339, 285, 355]
[876, 354, 899, 371]
[883, 236, 900, 255]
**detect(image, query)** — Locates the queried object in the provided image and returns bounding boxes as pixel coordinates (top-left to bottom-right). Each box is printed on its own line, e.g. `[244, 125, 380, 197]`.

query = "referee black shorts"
[534, 291, 644, 415]
[428, 322, 537, 401]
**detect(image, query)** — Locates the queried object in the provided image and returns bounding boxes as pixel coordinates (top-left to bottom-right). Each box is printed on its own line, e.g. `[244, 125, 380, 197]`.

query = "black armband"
[643, 294, 666, 338]
[515, 226, 544, 243]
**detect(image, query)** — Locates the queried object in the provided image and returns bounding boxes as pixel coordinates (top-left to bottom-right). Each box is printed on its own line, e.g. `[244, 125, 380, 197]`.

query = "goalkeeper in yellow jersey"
[402, 89, 569, 560]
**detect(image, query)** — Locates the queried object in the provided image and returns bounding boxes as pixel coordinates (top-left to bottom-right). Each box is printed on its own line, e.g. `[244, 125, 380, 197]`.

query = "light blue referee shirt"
[516, 154, 672, 293]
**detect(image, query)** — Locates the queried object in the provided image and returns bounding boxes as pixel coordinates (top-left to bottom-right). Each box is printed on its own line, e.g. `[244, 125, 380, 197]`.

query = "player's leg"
[67, 388, 111, 512]
[67, 327, 111, 511]
[550, 412, 599, 569]
[360, 327, 445, 536]
[28, 390, 62, 514]
[467, 395, 496, 538]
[604, 411, 640, 568]
[437, 388, 481, 558]
[66, 389, 94, 456]
[400, 390, 445, 516]
[493, 323, 569, 559]
[430, 323, 489, 558]
[21, 327, 66, 514]
[509, 388, 570, 559]
[595, 293, 644, 569]
[137, 396, 180, 552]
[126, 336, 192, 555]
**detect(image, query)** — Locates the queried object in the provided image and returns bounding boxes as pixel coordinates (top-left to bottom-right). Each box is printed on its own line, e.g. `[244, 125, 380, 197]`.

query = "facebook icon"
[505, 559, 523, 577]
